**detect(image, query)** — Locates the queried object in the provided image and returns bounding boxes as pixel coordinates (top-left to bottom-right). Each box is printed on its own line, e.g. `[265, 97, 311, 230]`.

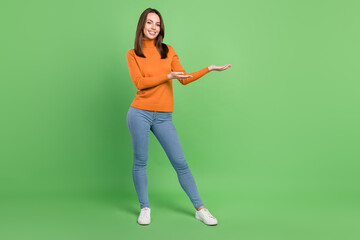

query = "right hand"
[168, 72, 193, 79]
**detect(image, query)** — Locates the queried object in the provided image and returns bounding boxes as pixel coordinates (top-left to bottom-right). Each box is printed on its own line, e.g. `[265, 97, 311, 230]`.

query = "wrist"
[208, 66, 212, 71]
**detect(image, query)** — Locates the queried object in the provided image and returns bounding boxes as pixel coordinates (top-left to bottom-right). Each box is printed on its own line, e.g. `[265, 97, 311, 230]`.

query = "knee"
[133, 154, 148, 170]
[172, 157, 189, 172]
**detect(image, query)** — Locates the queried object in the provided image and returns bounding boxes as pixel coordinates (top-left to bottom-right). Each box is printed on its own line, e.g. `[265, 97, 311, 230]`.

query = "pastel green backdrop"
[1, 0, 359, 239]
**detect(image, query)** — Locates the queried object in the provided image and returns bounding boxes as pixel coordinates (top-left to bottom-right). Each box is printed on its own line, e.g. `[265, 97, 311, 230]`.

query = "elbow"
[134, 78, 146, 90]
[135, 84, 146, 90]
[134, 82, 142, 90]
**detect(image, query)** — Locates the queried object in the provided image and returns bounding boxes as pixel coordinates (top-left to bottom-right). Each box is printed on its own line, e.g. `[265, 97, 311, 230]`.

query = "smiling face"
[143, 13, 161, 39]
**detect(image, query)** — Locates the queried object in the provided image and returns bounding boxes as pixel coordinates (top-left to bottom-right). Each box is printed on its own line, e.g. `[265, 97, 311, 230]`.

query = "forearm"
[178, 66, 210, 85]
[132, 73, 170, 90]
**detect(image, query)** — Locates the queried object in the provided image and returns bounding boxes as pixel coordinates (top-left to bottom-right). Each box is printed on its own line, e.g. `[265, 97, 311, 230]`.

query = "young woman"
[126, 8, 231, 226]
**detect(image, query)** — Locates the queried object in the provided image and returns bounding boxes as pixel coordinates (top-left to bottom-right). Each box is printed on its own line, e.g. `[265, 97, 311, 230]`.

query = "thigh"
[126, 107, 152, 158]
[151, 113, 185, 162]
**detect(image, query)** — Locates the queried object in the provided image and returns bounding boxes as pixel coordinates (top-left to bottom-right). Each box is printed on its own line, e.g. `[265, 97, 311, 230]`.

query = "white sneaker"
[137, 207, 151, 225]
[195, 208, 218, 225]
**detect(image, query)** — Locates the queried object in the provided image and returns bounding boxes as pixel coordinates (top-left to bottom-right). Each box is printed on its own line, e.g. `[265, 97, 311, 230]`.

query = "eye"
[147, 22, 160, 26]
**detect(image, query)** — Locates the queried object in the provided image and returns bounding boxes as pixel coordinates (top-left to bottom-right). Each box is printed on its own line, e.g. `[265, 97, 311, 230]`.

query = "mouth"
[148, 31, 157, 36]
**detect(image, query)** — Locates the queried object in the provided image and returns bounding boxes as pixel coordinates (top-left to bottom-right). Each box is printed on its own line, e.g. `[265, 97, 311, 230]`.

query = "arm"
[126, 50, 170, 90]
[170, 47, 210, 85]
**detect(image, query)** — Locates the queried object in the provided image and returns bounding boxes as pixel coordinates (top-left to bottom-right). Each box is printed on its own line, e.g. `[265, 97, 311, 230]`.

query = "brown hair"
[134, 8, 169, 59]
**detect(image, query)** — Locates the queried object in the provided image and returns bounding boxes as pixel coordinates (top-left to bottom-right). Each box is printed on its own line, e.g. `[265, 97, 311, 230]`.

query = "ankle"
[196, 206, 205, 211]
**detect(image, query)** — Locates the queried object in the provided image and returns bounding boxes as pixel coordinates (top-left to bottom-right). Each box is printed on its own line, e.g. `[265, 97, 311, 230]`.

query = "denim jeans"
[126, 106, 204, 209]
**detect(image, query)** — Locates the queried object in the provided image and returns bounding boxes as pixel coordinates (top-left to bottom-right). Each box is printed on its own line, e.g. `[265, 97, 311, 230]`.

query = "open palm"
[209, 64, 232, 71]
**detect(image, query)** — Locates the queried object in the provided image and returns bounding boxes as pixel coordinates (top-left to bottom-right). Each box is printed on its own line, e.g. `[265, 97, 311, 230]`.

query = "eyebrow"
[147, 19, 160, 23]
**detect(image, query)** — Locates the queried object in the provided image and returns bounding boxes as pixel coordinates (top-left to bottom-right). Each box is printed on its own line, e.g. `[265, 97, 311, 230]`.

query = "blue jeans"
[126, 106, 204, 209]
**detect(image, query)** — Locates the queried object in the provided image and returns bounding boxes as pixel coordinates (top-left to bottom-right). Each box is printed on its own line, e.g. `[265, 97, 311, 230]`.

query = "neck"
[143, 37, 156, 48]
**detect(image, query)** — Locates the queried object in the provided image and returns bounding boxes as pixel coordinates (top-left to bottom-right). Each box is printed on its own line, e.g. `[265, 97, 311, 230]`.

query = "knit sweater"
[126, 37, 210, 112]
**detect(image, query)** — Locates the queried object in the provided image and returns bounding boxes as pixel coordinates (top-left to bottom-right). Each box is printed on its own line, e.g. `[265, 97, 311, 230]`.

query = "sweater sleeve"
[126, 50, 170, 90]
[169, 45, 210, 85]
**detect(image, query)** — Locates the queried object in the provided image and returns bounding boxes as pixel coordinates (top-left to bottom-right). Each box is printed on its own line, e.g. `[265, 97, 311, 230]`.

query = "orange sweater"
[126, 37, 210, 112]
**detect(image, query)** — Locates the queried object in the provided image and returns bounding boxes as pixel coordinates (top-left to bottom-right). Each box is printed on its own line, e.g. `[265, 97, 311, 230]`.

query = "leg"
[151, 112, 204, 209]
[126, 106, 152, 209]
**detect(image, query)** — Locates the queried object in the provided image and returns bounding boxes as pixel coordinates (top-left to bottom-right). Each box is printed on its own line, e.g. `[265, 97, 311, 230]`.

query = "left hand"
[208, 64, 232, 71]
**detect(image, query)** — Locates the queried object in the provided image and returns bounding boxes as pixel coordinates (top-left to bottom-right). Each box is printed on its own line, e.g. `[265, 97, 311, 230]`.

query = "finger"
[180, 75, 192, 78]
[177, 74, 192, 77]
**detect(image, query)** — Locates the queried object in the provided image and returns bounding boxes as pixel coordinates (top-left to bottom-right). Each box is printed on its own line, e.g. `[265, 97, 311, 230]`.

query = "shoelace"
[140, 208, 150, 218]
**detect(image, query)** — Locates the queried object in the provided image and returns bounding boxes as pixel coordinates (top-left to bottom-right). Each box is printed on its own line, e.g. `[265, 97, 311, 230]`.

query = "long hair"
[134, 8, 169, 59]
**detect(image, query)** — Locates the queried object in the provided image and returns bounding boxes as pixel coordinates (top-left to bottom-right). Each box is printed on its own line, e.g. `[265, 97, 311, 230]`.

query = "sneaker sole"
[195, 214, 217, 225]
[138, 221, 151, 225]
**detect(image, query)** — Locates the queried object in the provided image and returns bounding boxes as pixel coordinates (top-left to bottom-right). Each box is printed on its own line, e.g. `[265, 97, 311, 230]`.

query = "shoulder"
[164, 44, 177, 57]
[165, 44, 174, 52]
[126, 48, 134, 55]
[126, 49, 136, 59]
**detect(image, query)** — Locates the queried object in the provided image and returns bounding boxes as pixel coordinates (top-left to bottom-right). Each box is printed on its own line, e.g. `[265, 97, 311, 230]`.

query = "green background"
[1, 0, 359, 239]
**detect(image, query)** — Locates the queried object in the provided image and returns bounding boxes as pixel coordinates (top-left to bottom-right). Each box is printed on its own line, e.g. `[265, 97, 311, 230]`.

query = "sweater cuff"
[202, 66, 210, 74]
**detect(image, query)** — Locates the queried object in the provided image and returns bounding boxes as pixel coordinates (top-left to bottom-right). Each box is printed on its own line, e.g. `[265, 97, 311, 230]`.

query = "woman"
[126, 8, 231, 226]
